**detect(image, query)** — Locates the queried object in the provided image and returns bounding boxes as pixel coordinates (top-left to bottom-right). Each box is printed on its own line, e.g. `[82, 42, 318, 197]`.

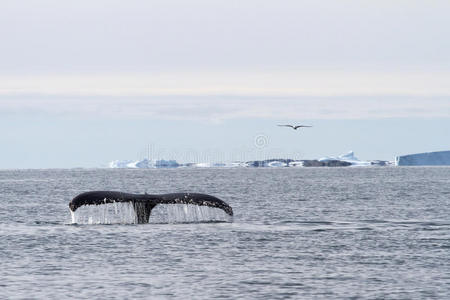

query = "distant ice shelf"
[395, 150, 450, 166]
[109, 151, 391, 168]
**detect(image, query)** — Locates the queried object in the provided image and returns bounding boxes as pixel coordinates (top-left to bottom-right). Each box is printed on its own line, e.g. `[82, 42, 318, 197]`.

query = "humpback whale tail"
[69, 191, 233, 224]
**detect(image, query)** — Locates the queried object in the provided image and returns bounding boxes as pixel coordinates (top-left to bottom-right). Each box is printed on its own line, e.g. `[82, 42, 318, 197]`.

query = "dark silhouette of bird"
[277, 124, 312, 130]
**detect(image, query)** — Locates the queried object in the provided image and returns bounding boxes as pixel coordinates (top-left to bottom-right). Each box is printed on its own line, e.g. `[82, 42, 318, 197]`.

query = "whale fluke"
[69, 191, 233, 223]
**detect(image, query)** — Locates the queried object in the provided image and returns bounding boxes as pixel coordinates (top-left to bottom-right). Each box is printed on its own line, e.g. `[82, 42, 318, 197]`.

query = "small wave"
[359, 219, 389, 224]
[275, 220, 335, 225]
[33, 221, 62, 225]
[357, 219, 450, 227]
[0, 179, 52, 182]
[239, 280, 273, 286]
[354, 227, 374, 231]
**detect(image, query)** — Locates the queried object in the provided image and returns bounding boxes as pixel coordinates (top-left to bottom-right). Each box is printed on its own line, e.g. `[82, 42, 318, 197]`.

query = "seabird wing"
[294, 125, 313, 129]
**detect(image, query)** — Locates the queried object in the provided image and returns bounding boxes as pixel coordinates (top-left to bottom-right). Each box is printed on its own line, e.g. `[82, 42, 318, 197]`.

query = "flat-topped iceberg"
[395, 150, 450, 166]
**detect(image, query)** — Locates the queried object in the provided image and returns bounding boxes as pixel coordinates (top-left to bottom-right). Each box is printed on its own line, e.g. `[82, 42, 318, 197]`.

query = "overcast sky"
[1, 0, 449, 168]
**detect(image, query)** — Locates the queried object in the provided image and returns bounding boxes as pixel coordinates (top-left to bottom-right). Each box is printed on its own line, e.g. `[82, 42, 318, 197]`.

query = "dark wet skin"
[69, 191, 233, 223]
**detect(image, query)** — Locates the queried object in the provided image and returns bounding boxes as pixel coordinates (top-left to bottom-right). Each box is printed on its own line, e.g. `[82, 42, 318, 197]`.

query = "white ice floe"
[266, 161, 287, 167]
[109, 159, 179, 168]
[319, 151, 371, 166]
[288, 161, 304, 167]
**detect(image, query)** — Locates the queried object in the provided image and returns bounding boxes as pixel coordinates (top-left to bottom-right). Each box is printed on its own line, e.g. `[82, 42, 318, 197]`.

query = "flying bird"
[277, 124, 313, 130]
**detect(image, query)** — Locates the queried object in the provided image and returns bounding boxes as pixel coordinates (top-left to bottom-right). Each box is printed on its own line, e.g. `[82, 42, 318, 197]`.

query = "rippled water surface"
[1, 167, 450, 299]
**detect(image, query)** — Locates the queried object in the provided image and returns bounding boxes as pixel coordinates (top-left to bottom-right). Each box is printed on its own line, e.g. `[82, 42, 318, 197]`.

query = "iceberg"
[246, 159, 293, 167]
[109, 160, 134, 168]
[190, 162, 239, 168]
[319, 151, 371, 166]
[288, 161, 304, 167]
[267, 161, 287, 167]
[155, 160, 179, 168]
[395, 150, 450, 166]
[193, 162, 212, 168]
[109, 159, 179, 168]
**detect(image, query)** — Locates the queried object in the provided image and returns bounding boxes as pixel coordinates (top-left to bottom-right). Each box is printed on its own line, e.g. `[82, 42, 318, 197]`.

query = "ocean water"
[1, 167, 449, 299]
